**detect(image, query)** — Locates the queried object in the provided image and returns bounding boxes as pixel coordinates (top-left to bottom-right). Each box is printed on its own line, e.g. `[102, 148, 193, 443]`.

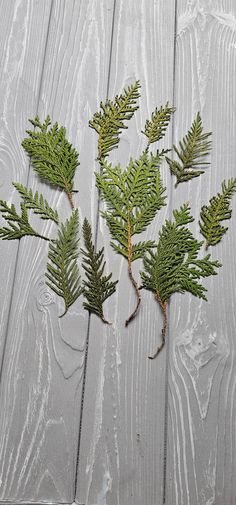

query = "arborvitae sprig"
[141, 204, 221, 359]
[13, 182, 59, 224]
[89, 81, 141, 160]
[200, 178, 236, 248]
[96, 150, 166, 325]
[166, 112, 212, 186]
[81, 218, 118, 324]
[22, 116, 79, 208]
[142, 102, 175, 146]
[0, 200, 50, 241]
[45, 209, 82, 317]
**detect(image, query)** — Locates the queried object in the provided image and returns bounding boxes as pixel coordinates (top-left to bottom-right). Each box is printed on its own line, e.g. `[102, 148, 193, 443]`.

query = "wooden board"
[1, 1, 236, 504]
[0, 0, 114, 502]
[0, 0, 53, 376]
[76, 1, 177, 504]
[165, 1, 236, 504]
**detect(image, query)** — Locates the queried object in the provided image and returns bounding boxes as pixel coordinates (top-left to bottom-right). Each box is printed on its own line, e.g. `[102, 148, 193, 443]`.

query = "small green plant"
[199, 178, 236, 249]
[166, 112, 212, 186]
[81, 218, 118, 324]
[141, 204, 221, 358]
[45, 209, 82, 317]
[0, 81, 235, 357]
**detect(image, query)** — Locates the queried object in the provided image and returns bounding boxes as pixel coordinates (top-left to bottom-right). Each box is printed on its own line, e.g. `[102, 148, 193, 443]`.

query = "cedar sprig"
[89, 80, 141, 160]
[96, 150, 166, 325]
[81, 218, 118, 324]
[166, 112, 212, 186]
[141, 203, 221, 359]
[45, 209, 82, 317]
[200, 178, 236, 248]
[0, 199, 50, 241]
[142, 102, 175, 146]
[13, 182, 59, 224]
[22, 116, 79, 208]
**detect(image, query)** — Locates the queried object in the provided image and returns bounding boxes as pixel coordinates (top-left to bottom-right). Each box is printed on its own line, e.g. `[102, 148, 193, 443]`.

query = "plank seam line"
[0, 501, 83, 505]
[73, 0, 117, 500]
[0, 0, 54, 386]
[162, 0, 178, 503]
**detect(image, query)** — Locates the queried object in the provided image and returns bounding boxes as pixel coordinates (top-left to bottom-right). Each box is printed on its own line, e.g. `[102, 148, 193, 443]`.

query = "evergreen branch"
[199, 178, 236, 248]
[0, 200, 49, 241]
[89, 81, 141, 160]
[45, 209, 82, 317]
[96, 151, 166, 325]
[141, 203, 221, 358]
[166, 112, 212, 186]
[81, 218, 118, 323]
[141, 102, 175, 146]
[22, 116, 79, 204]
[13, 182, 59, 223]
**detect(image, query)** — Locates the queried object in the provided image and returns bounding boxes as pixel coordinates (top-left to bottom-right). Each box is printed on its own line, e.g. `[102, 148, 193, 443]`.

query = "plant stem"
[148, 296, 167, 359]
[125, 217, 141, 326]
[35, 233, 51, 241]
[101, 313, 112, 325]
[67, 191, 75, 209]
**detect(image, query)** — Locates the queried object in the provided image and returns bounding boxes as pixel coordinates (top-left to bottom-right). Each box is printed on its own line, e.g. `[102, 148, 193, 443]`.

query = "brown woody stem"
[148, 296, 167, 359]
[125, 216, 141, 326]
[67, 191, 75, 209]
[101, 313, 112, 325]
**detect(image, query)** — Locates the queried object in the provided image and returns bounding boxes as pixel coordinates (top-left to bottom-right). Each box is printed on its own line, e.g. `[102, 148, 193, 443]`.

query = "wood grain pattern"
[1, 1, 236, 504]
[0, 0, 114, 502]
[76, 1, 176, 504]
[0, 0, 53, 375]
[165, 1, 236, 504]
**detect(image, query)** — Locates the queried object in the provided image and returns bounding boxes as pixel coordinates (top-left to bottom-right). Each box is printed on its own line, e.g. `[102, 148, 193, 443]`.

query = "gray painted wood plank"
[165, 1, 236, 504]
[0, 0, 53, 377]
[76, 1, 177, 504]
[0, 0, 114, 502]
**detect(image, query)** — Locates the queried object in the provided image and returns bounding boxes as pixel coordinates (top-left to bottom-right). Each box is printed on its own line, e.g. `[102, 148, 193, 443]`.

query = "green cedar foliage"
[45, 209, 82, 317]
[13, 182, 59, 223]
[96, 150, 166, 325]
[96, 151, 166, 260]
[166, 112, 212, 186]
[89, 81, 141, 160]
[200, 178, 236, 248]
[0, 199, 50, 241]
[141, 102, 175, 146]
[22, 116, 79, 204]
[141, 204, 221, 358]
[81, 218, 118, 323]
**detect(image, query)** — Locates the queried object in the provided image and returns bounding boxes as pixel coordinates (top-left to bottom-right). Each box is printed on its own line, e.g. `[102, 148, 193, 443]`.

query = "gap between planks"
[0, 501, 81, 505]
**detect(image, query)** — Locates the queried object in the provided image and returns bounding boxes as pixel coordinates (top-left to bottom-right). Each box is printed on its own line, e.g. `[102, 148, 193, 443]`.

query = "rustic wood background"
[0, 1, 236, 504]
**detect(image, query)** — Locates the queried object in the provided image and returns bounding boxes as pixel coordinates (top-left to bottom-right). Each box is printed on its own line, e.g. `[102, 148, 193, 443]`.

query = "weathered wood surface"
[0, 1, 236, 505]
[0, 0, 114, 502]
[165, 1, 236, 505]
[0, 0, 53, 377]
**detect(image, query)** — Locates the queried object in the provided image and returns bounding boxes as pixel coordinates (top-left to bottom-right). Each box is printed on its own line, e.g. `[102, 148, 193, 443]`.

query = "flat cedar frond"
[96, 150, 166, 325]
[96, 151, 166, 259]
[81, 218, 118, 324]
[13, 182, 59, 223]
[22, 116, 79, 203]
[45, 209, 82, 317]
[200, 178, 236, 248]
[142, 102, 175, 146]
[141, 203, 221, 358]
[166, 112, 212, 186]
[0, 200, 49, 241]
[89, 81, 141, 160]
